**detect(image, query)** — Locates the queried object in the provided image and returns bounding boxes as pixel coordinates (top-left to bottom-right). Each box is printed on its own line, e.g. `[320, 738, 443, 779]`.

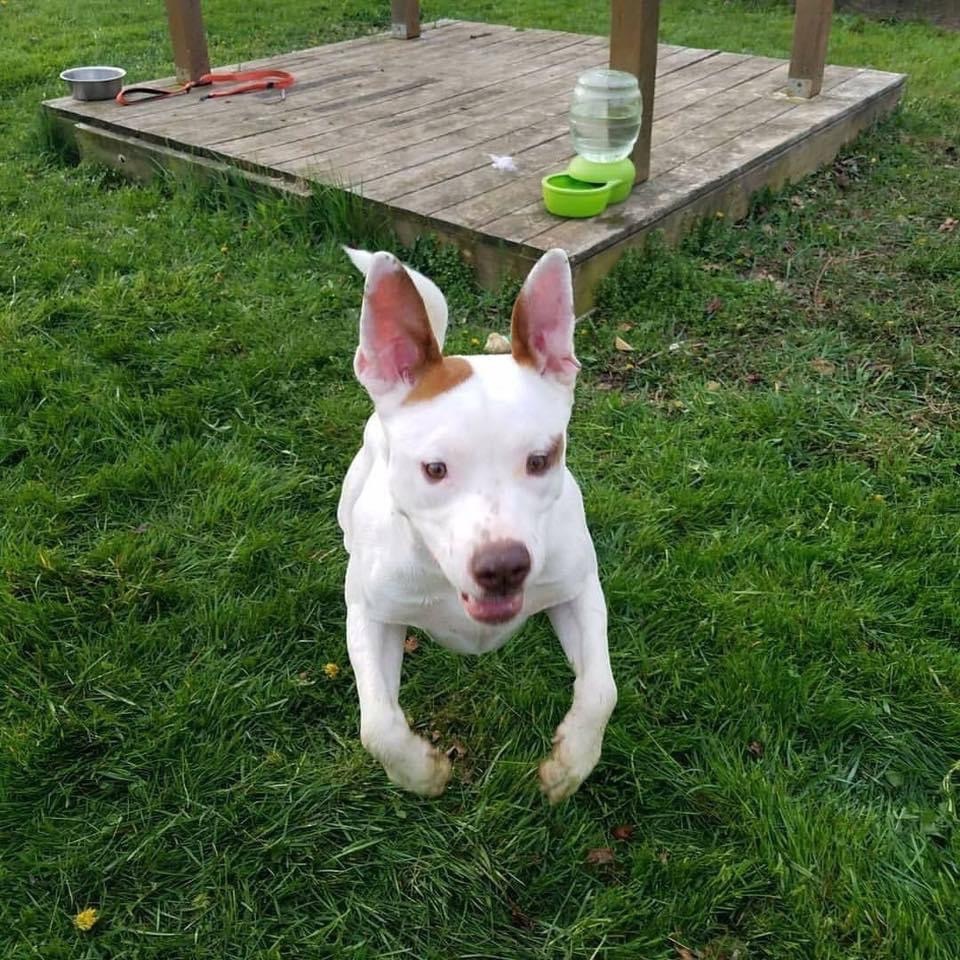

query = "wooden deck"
[44, 20, 905, 308]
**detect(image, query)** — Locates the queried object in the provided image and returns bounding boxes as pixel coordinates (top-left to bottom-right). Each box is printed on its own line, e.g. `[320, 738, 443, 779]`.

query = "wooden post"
[165, 0, 210, 83]
[391, 0, 421, 39]
[788, 0, 833, 98]
[609, 0, 660, 184]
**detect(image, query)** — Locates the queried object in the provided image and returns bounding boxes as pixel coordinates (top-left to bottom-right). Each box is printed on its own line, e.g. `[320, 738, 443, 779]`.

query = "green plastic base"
[541, 174, 611, 218]
[541, 155, 636, 218]
[567, 156, 636, 203]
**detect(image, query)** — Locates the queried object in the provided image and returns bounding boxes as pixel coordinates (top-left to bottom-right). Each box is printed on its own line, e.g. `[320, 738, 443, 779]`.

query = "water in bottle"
[569, 68, 642, 164]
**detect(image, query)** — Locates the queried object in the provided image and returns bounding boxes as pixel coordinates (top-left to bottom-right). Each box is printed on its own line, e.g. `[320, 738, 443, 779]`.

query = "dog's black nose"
[470, 540, 531, 594]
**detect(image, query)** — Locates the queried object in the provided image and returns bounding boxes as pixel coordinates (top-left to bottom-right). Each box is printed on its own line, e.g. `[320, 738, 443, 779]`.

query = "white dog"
[337, 247, 616, 803]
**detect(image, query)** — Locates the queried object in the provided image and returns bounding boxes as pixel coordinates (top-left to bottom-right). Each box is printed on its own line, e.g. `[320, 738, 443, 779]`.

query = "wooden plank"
[164, 0, 210, 83]
[788, 0, 834, 98]
[214, 36, 692, 160]
[609, 0, 661, 182]
[209, 36, 608, 161]
[99, 21, 487, 126]
[71, 122, 311, 198]
[391, 0, 420, 39]
[353, 51, 747, 206]
[242, 45, 607, 172]
[142, 27, 598, 149]
[65, 20, 493, 128]
[378, 50, 742, 215]
[283, 109, 566, 184]
[48, 34, 395, 125]
[476, 59, 863, 249]
[417, 54, 788, 235]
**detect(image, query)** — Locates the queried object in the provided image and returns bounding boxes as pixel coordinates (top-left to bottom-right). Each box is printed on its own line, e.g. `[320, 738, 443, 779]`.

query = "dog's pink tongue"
[463, 592, 523, 624]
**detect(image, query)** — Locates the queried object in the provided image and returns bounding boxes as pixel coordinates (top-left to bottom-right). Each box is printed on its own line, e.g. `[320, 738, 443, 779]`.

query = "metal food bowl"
[59, 66, 126, 101]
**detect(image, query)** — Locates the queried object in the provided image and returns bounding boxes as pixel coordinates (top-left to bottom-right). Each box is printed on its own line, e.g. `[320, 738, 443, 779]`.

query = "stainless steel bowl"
[59, 66, 126, 101]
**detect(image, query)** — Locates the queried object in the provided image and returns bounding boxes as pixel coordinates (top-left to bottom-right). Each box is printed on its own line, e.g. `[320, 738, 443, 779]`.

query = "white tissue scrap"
[488, 154, 518, 173]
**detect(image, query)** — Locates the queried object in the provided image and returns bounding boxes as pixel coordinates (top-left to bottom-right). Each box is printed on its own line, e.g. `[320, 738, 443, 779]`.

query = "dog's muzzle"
[462, 540, 530, 624]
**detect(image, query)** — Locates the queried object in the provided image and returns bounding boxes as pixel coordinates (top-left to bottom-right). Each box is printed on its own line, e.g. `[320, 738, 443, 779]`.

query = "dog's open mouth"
[461, 591, 523, 625]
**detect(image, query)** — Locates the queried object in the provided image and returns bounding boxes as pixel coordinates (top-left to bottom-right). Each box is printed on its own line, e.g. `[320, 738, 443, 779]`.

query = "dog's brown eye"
[423, 462, 447, 482]
[526, 453, 550, 476]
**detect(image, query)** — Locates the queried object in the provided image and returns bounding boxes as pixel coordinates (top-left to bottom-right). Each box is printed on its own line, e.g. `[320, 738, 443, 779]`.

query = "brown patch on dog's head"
[543, 433, 564, 468]
[510, 289, 537, 370]
[404, 356, 473, 405]
[526, 433, 565, 476]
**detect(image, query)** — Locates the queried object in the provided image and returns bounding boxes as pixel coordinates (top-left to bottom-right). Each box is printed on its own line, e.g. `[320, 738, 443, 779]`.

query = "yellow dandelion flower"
[73, 907, 99, 932]
[323, 662, 340, 679]
[470, 337, 481, 346]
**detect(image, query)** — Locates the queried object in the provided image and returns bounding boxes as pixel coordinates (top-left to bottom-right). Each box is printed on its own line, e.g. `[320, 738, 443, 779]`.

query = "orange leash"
[116, 69, 294, 105]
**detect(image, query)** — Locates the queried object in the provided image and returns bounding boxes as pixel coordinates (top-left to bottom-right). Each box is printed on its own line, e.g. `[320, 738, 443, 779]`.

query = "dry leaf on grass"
[705, 296, 724, 316]
[705, 380, 721, 392]
[747, 739, 765, 759]
[810, 357, 837, 376]
[614, 336, 634, 352]
[938, 217, 958, 233]
[617, 322, 634, 332]
[403, 635, 420, 654]
[585, 846, 615, 865]
[508, 900, 534, 929]
[612, 824, 635, 841]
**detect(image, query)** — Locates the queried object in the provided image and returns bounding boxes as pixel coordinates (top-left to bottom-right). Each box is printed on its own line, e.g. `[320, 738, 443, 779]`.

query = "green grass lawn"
[2, 1, 960, 957]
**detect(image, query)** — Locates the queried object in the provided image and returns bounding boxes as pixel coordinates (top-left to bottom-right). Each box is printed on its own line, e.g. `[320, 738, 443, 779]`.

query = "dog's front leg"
[346, 604, 452, 797]
[540, 573, 617, 804]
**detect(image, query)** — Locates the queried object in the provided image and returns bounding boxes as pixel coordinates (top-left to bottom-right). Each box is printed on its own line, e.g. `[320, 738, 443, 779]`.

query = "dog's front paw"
[539, 729, 602, 805]
[383, 737, 452, 798]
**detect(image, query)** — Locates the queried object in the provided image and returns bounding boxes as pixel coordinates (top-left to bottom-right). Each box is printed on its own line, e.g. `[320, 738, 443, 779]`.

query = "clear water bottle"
[569, 68, 642, 164]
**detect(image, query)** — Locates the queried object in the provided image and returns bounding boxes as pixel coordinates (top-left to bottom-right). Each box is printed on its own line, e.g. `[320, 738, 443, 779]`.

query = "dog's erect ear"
[353, 251, 442, 401]
[345, 246, 449, 351]
[510, 248, 579, 387]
